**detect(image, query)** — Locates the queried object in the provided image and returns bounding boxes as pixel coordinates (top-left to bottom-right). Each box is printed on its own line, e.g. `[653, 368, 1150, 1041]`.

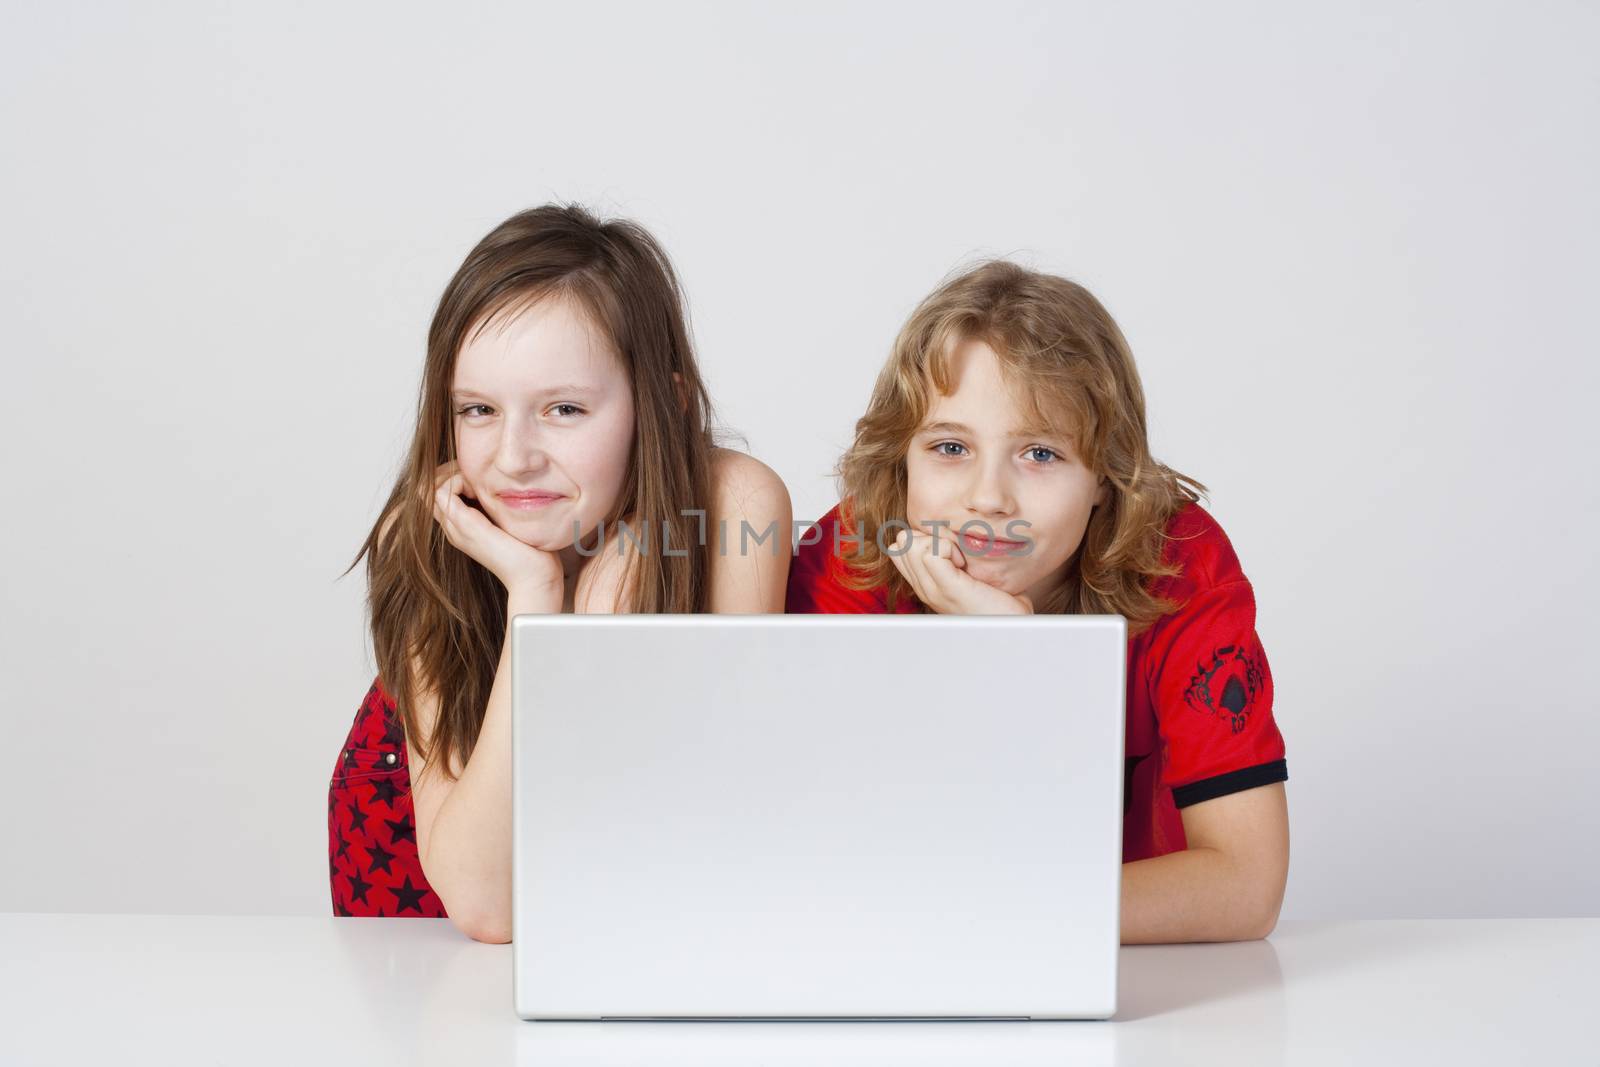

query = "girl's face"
[903, 339, 1106, 607]
[450, 293, 635, 553]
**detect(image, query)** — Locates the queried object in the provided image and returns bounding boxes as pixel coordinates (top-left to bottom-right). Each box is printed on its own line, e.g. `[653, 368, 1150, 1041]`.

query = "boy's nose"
[965, 464, 1017, 516]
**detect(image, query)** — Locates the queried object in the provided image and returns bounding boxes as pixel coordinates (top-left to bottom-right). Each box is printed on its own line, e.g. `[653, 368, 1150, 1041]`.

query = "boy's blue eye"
[1026, 447, 1059, 463]
[933, 441, 967, 457]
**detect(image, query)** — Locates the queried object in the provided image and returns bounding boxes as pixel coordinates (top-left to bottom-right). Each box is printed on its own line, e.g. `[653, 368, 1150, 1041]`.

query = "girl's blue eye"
[551, 403, 584, 418]
[933, 441, 967, 457]
[1025, 447, 1059, 463]
[458, 404, 491, 417]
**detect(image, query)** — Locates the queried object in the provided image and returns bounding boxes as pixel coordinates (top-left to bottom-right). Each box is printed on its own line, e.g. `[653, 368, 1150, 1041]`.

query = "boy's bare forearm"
[1120, 847, 1273, 945]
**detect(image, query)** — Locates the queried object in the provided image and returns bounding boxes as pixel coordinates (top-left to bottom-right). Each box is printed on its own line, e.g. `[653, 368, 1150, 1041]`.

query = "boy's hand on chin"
[888, 529, 1034, 616]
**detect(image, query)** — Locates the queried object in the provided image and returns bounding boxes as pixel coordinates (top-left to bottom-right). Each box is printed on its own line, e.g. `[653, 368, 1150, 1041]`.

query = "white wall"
[1, 0, 1595, 918]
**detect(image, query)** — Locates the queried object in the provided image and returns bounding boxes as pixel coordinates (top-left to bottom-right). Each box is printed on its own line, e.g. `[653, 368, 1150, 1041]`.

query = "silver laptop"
[510, 614, 1125, 1020]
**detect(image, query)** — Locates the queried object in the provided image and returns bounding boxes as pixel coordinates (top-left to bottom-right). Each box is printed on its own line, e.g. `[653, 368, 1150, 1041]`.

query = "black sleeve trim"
[1171, 759, 1287, 809]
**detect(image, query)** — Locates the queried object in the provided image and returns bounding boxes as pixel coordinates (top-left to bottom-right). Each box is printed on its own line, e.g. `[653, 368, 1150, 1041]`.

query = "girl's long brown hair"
[343, 204, 718, 779]
[836, 259, 1206, 634]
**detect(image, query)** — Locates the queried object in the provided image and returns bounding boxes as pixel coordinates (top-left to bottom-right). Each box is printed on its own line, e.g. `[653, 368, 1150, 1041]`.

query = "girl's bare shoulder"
[708, 446, 791, 520]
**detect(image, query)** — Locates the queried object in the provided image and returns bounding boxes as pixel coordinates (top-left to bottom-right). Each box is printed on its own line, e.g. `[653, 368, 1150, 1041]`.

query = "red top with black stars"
[328, 679, 447, 918]
[785, 499, 1289, 863]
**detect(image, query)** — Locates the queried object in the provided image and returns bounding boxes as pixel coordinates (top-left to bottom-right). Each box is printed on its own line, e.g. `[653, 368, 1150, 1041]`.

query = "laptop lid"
[511, 614, 1125, 1020]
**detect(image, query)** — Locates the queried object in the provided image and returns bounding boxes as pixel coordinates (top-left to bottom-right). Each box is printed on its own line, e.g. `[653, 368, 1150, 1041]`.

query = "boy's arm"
[1119, 782, 1289, 944]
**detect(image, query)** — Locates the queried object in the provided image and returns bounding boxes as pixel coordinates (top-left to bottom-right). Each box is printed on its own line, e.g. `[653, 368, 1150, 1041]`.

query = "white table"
[1, 915, 1593, 1065]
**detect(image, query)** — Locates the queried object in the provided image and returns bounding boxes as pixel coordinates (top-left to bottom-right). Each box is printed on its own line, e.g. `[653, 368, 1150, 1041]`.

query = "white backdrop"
[2, 1, 1595, 919]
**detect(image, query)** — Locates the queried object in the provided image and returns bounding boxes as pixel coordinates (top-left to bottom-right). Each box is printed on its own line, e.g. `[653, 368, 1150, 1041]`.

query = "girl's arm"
[402, 464, 566, 942]
[407, 581, 555, 944]
[1120, 782, 1289, 943]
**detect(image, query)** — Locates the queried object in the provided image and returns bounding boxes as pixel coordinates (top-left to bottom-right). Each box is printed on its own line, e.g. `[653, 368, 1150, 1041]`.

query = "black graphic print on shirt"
[1181, 643, 1266, 736]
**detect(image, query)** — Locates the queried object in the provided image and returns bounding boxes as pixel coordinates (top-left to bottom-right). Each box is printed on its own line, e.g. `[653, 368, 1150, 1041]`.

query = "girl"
[330, 204, 792, 941]
[787, 260, 1289, 945]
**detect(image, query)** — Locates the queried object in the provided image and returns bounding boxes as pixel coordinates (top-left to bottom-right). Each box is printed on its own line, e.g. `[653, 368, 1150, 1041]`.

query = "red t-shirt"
[328, 679, 448, 918]
[786, 500, 1288, 863]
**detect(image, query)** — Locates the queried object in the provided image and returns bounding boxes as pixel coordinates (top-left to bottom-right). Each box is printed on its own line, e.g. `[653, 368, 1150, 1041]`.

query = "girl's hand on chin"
[887, 528, 1034, 616]
[430, 460, 566, 607]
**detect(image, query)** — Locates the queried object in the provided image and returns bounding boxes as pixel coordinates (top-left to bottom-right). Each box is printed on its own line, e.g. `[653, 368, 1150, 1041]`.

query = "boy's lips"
[960, 531, 1028, 558]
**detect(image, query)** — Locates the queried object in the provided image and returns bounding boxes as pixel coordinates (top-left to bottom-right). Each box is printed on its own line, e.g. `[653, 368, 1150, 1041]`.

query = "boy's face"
[450, 294, 636, 554]
[903, 339, 1106, 607]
